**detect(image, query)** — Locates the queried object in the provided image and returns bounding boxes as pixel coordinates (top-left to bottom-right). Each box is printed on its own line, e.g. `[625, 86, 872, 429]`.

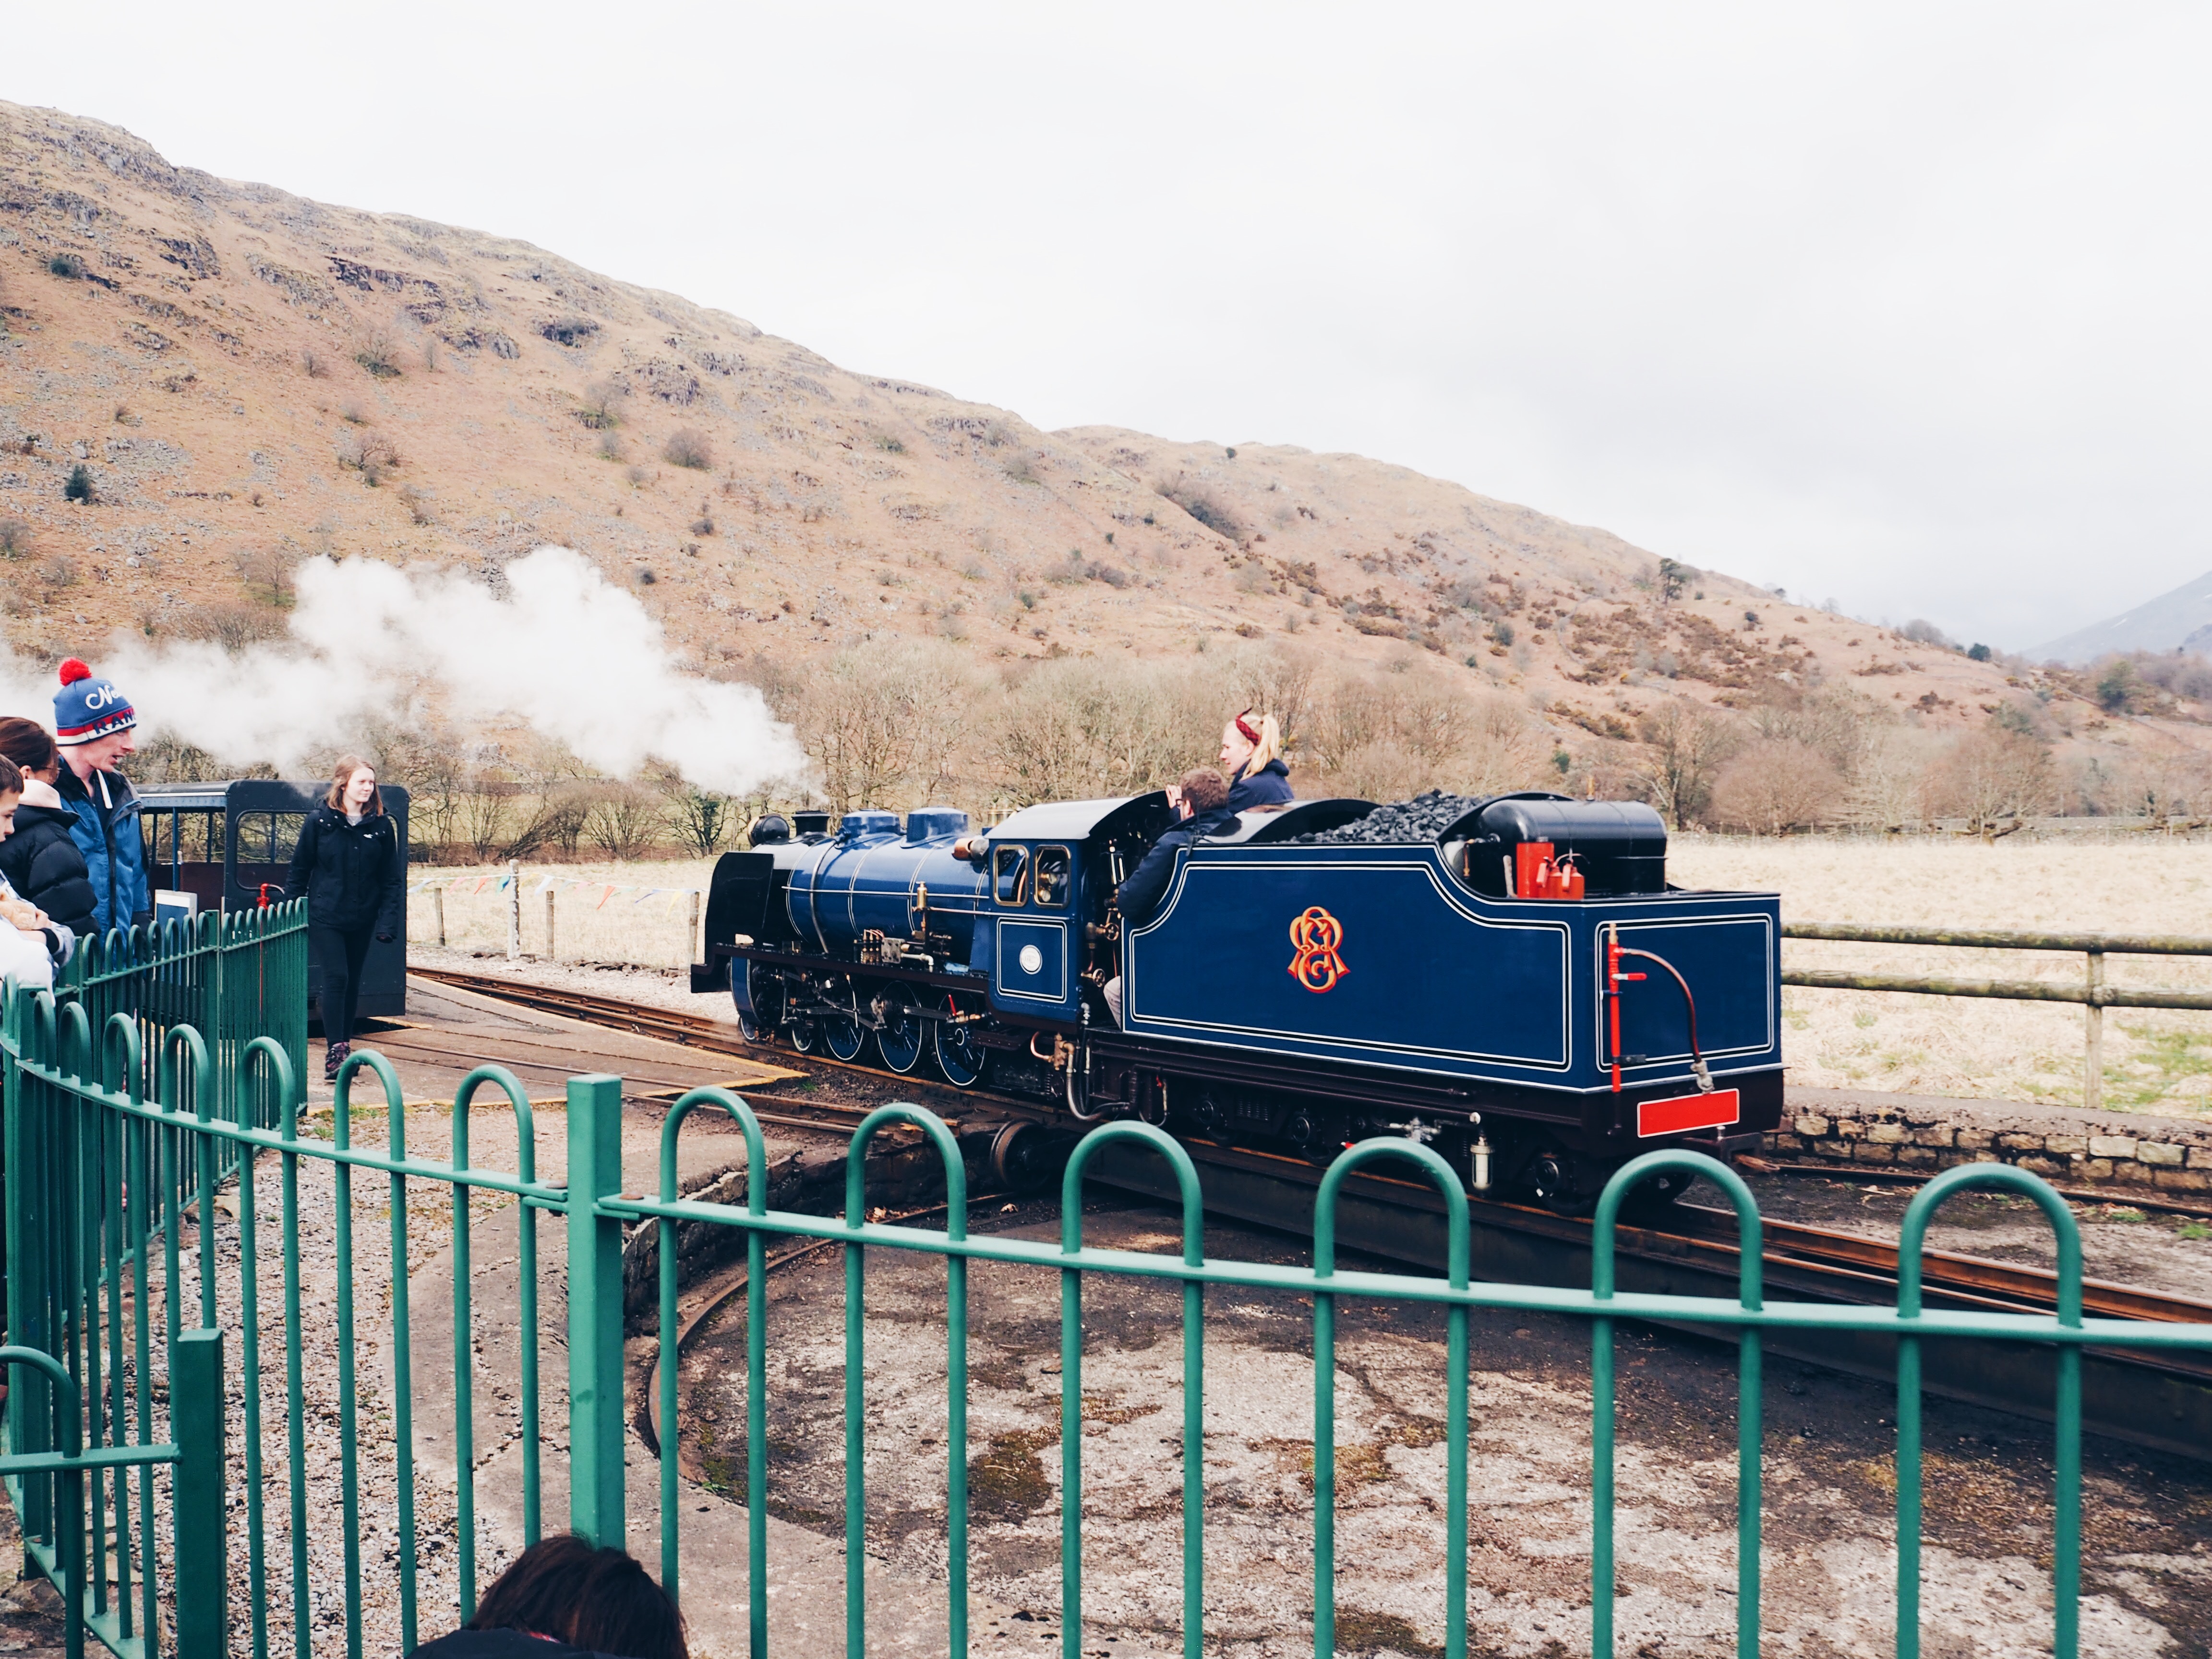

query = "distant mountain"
[2027, 569, 2212, 664]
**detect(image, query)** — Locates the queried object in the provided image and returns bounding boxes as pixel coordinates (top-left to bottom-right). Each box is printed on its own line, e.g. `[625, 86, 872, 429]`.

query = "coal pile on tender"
[1292, 790, 1490, 845]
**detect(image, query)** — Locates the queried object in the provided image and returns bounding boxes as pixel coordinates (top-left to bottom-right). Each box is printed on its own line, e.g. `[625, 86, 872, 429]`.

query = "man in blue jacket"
[1103, 766, 1237, 1026]
[51, 659, 150, 938]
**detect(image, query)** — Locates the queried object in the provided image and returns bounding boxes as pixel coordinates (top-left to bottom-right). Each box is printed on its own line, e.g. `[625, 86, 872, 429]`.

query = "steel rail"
[414, 967, 2212, 1333]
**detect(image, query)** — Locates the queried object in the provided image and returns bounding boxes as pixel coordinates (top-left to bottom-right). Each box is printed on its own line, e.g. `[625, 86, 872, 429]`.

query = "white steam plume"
[0, 548, 808, 793]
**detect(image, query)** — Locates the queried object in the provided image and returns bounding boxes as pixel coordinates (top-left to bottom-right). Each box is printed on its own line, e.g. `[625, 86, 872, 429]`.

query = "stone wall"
[1772, 1086, 2212, 1193]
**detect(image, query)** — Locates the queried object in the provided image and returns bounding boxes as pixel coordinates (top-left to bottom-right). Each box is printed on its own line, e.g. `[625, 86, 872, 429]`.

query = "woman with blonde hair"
[1219, 708, 1294, 812]
[284, 756, 403, 1080]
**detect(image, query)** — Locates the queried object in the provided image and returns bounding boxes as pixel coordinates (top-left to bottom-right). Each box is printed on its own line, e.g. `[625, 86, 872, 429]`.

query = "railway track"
[411, 965, 2212, 1455]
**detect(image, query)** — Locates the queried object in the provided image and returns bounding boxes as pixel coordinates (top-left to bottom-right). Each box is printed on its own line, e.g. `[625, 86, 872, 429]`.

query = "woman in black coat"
[285, 756, 403, 1080]
[0, 717, 99, 941]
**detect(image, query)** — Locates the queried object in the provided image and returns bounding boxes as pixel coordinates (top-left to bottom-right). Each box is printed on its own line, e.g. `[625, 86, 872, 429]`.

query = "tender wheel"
[933, 993, 986, 1088]
[820, 976, 867, 1063]
[1526, 1148, 1593, 1217]
[733, 961, 783, 1044]
[1618, 1167, 1695, 1223]
[874, 983, 925, 1074]
[987, 1121, 1061, 1192]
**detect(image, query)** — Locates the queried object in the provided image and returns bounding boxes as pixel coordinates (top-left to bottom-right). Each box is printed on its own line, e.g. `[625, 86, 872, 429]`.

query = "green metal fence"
[57, 902, 309, 1143]
[6, 992, 2212, 1658]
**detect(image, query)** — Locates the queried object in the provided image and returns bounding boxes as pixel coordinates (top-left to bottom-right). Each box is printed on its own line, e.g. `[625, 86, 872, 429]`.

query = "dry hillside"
[0, 98, 2204, 814]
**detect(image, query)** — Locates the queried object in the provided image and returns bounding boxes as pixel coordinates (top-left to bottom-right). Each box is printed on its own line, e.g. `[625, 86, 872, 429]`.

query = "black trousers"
[309, 922, 375, 1045]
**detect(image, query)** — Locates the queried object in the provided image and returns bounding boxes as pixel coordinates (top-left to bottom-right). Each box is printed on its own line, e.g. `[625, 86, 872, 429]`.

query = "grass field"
[406, 836, 2212, 1116]
[1671, 833, 2212, 1116]
[406, 859, 718, 969]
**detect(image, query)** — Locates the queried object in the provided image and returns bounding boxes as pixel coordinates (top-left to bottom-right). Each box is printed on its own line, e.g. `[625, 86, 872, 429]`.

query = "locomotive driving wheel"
[819, 975, 867, 1063]
[932, 992, 987, 1088]
[873, 983, 925, 1074]
[733, 960, 783, 1044]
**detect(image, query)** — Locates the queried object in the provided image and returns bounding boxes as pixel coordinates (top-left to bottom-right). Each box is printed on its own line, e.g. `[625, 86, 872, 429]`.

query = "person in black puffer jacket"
[284, 756, 403, 1080]
[0, 717, 99, 943]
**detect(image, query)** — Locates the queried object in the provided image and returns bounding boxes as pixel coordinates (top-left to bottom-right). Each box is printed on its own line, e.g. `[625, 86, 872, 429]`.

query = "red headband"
[1234, 709, 1261, 746]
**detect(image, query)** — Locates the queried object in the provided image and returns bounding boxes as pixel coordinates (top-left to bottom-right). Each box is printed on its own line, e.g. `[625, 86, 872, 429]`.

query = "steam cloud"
[0, 548, 807, 793]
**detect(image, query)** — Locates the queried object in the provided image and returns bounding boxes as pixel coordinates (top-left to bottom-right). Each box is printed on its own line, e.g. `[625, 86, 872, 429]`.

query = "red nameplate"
[1637, 1088, 1741, 1138]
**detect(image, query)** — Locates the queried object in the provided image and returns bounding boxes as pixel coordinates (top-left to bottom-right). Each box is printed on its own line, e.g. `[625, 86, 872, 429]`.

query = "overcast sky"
[9, 4, 2206, 650]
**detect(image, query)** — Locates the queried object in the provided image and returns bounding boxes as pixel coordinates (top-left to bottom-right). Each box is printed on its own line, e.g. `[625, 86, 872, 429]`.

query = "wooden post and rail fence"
[1782, 924, 2212, 1110]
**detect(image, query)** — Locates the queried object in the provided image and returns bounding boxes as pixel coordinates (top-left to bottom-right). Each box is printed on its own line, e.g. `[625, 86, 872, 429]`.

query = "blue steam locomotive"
[693, 792, 1783, 1210]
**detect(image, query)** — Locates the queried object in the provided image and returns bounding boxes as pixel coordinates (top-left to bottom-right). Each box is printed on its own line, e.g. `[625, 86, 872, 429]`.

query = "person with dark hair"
[283, 755, 403, 1080]
[1103, 765, 1238, 1026]
[0, 716, 97, 944]
[0, 755, 72, 987]
[409, 1533, 688, 1659]
[50, 659, 150, 937]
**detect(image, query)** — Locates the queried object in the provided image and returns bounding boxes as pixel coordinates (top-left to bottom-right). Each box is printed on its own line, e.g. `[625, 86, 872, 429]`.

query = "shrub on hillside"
[355, 332, 402, 379]
[48, 253, 85, 280]
[63, 465, 93, 504]
[0, 518, 30, 559]
[576, 380, 624, 430]
[664, 428, 713, 469]
[177, 601, 287, 652]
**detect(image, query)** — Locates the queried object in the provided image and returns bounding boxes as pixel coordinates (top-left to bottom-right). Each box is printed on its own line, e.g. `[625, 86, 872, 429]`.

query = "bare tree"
[457, 778, 517, 864]
[1923, 726, 2056, 837]
[584, 783, 666, 859]
[1842, 724, 1939, 830]
[1634, 698, 1741, 827]
[1708, 740, 1845, 836]
[791, 643, 975, 811]
[660, 776, 736, 857]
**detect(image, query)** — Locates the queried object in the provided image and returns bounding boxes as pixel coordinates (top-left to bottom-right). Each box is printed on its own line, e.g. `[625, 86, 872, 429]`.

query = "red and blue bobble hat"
[53, 659, 136, 748]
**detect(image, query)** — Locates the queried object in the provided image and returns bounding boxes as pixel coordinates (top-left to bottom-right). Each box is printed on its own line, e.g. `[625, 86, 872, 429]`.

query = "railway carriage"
[693, 791, 1783, 1210]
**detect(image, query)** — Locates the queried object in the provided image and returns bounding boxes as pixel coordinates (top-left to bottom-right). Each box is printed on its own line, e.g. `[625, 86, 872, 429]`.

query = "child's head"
[468, 1534, 686, 1659]
[0, 755, 20, 842]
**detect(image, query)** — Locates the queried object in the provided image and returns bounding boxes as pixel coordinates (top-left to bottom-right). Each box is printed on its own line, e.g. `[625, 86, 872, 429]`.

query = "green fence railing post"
[172, 1326, 228, 1659]
[567, 1073, 627, 1549]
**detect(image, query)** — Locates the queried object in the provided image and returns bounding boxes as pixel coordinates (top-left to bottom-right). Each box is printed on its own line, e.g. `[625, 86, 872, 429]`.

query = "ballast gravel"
[108, 1104, 542, 1657]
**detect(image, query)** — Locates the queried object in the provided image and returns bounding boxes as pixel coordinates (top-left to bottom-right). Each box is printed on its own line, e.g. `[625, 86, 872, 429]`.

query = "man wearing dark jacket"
[1104, 766, 1237, 1026]
[51, 660, 150, 938]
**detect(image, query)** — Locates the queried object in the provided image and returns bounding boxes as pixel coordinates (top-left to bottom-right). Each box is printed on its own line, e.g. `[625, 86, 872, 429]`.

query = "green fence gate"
[5, 988, 2212, 1658]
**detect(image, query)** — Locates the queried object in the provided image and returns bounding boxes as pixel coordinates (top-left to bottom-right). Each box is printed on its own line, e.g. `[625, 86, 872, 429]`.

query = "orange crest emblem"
[1287, 905, 1348, 993]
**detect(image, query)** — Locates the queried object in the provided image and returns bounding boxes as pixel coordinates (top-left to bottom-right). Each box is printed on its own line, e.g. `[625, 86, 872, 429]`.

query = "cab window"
[1034, 845, 1071, 909]
[993, 845, 1030, 906]
[234, 811, 305, 865]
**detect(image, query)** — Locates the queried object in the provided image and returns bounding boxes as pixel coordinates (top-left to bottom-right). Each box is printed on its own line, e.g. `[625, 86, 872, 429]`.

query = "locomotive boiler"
[693, 791, 1784, 1211]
